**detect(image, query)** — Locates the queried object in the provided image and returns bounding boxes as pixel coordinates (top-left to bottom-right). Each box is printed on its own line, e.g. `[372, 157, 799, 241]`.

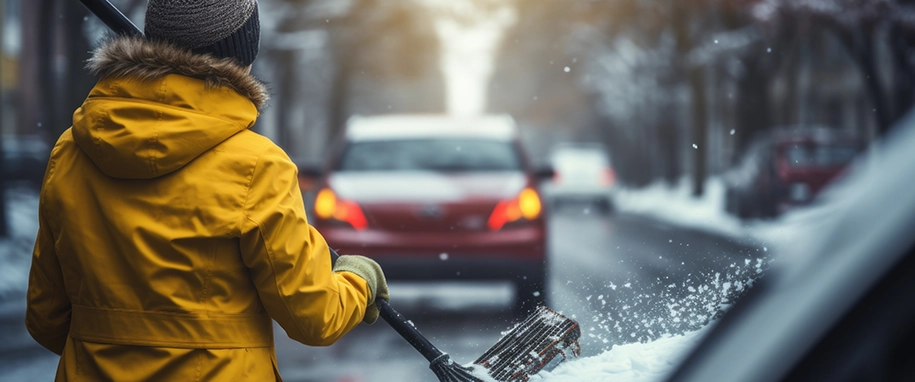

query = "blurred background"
[1, 0, 913, 381]
[4, 0, 909, 207]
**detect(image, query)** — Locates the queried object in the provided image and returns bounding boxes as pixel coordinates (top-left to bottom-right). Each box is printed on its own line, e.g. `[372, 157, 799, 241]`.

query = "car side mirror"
[534, 165, 555, 180]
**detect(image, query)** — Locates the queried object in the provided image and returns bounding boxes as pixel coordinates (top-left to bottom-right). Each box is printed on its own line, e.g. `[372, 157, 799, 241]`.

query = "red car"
[306, 114, 551, 314]
[772, 128, 862, 212]
[724, 126, 863, 218]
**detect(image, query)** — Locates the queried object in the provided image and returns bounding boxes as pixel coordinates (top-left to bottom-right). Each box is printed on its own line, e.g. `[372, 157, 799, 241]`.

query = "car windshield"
[337, 139, 522, 172]
[783, 145, 859, 167]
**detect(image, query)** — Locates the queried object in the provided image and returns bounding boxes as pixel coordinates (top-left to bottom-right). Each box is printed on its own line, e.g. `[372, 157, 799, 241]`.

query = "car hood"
[328, 171, 528, 202]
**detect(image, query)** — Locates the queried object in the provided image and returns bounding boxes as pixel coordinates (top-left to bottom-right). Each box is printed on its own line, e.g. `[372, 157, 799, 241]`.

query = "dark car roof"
[665, 116, 915, 381]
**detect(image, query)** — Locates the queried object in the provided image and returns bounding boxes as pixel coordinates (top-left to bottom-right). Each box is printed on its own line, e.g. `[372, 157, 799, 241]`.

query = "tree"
[262, 0, 443, 160]
[754, 0, 915, 133]
[20, 0, 97, 142]
[1, 0, 6, 237]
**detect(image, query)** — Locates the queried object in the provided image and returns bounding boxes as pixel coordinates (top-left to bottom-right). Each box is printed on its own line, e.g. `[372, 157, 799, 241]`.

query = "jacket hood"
[72, 36, 270, 179]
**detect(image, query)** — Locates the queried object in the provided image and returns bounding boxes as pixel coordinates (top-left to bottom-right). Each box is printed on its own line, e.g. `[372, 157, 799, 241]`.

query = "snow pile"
[585, 260, 766, 348]
[613, 177, 744, 238]
[535, 177, 778, 381]
[533, 325, 710, 382]
[613, 176, 801, 255]
[532, 255, 768, 381]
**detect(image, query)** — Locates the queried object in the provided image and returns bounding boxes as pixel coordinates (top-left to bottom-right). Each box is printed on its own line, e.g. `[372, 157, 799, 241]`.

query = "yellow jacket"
[26, 36, 370, 381]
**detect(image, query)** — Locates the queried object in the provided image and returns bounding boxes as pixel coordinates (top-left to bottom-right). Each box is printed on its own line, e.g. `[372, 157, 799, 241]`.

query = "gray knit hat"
[145, 0, 260, 67]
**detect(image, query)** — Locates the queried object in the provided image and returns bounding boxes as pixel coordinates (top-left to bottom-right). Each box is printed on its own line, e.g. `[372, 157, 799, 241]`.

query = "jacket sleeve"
[239, 143, 371, 346]
[26, 194, 71, 355]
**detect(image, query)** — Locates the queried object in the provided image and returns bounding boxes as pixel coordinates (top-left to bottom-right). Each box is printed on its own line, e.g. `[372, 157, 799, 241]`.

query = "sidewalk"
[612, 177, 800, 256]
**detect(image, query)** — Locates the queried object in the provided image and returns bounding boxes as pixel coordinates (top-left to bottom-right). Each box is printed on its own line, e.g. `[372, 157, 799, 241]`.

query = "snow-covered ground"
[526, 178, 779, 382]
[531, 325, 711, 382]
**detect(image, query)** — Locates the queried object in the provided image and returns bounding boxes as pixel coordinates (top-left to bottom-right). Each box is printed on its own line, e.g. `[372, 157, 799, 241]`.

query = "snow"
[613, 177, 746, 239]
[532, 326, 710, 382]
[524, 177, 791, 381]
[611, 176, 796, 253]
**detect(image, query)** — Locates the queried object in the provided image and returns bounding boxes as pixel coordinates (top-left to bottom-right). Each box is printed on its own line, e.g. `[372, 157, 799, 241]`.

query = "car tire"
[513, 266, 548, 317]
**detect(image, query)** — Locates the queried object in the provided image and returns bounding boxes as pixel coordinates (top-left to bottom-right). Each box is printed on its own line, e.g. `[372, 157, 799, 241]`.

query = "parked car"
[666, 113, 915, 382]
[2, 135, 50, 189]
[307, 114, 551, 315]
[723, 126, 863, 219]
[543, 142, 617, 213]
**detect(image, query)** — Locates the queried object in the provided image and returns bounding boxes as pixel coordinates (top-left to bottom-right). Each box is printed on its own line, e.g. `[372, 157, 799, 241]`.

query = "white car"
[544, 143, 616, 213]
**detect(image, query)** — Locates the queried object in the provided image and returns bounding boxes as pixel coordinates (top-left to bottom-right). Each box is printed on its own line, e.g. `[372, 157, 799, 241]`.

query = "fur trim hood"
[86, 36, 269, 110]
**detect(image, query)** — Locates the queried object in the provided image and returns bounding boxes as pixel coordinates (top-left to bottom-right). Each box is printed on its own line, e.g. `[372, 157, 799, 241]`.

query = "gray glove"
[332, 255, 389, 324]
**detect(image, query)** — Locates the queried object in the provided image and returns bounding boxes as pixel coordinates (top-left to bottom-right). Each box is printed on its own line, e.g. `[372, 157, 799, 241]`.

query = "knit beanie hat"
[144, 0, 260, 68]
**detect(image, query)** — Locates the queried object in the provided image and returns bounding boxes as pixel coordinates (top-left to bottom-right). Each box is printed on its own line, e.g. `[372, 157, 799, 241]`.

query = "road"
[0, 206, 769, 381]
[273, 206, 769, 382]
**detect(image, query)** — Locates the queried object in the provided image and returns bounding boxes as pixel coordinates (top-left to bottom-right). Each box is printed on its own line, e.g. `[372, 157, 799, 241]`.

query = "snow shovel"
[79, 1, 582, 379]
[331, 249, 582, 382]
[379, 300, 581, 381]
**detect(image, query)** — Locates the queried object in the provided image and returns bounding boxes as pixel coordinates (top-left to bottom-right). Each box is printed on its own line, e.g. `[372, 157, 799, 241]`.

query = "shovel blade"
[473, 306, 581, 382]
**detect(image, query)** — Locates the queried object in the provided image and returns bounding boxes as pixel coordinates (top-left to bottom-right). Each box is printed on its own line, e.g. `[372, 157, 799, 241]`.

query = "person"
[25, 1, 388, 380]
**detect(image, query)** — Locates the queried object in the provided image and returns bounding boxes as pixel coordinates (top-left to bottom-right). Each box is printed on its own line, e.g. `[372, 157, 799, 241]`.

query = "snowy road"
[0, 203, 768, 382]
[270, 207, 768, 382]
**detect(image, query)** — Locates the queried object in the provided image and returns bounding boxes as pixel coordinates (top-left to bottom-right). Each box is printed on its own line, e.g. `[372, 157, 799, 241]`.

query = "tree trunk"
[0, 139, 6, 237]
[327, 47, 353, 144]
[672, 1, 709, 196]
[61, 1, 94, 136]
[736, 58, 771, 153]
[0, 3, 6, 237]
[20, 0, 55, 139]
[689, 66, 708, 197]
[829, 24, 891, 134]
[0, 112, 6, 238]
[659, 98, 680, 185]
[889, 23, 915, 123]
[858, 41, 891, 133]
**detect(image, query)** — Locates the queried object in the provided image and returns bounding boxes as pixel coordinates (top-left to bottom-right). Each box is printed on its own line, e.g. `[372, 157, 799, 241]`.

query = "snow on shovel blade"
[474, 306, 582, 381]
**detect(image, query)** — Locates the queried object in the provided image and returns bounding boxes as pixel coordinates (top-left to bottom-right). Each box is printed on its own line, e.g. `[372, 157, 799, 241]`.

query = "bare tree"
[20, 0, 95, 143]
[755, 0, 915, 133]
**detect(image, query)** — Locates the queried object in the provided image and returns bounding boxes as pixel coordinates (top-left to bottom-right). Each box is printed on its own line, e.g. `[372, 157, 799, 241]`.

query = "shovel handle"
[78, 0, 143, 36]
[328, 248, 447, 363]
[376, 299, 448, 363]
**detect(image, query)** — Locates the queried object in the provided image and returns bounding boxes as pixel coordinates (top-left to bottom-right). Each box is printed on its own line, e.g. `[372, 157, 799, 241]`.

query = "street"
[273, 205, 768, 382]
[0, 203, 768, 382]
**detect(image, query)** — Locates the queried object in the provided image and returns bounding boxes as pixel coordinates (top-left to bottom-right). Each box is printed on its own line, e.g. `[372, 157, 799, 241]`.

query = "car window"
[337, 139, 522, 172]
[784, 145, 859, 167]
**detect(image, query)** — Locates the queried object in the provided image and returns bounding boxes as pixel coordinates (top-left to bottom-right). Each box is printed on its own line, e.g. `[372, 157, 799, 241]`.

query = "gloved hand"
[332, 255, 389, 324]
